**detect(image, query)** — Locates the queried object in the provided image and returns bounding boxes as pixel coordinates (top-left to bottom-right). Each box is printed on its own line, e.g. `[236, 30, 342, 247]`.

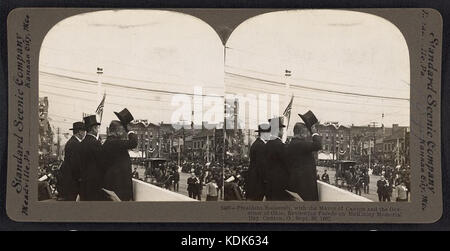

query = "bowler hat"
[255, 122, 271, 133]
[114, 108, 134, 125]
[268, 117, 286, 128]
[83, 115, 100, 129]
[299, 110, 318, 130]
[69, 122, 85, 131]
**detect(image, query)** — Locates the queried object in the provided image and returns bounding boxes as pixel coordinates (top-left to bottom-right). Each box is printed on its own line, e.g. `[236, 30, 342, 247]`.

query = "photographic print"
[223, 10, 410, 202]
[37, 10, 225, 202]
[6, 8, 442, 222]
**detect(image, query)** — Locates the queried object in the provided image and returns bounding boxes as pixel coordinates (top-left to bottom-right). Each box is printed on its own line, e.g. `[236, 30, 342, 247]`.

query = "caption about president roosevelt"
[221, 205, 402, 222]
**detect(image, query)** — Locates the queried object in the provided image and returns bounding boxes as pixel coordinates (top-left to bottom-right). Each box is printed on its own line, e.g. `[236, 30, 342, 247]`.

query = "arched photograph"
[223, 10, 410, 202]
[38, 10, 225, 202]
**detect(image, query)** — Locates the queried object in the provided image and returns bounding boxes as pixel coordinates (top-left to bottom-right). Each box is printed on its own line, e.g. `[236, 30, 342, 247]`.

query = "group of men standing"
[58, 108, 138, 201]
[246, 111, 322, 201]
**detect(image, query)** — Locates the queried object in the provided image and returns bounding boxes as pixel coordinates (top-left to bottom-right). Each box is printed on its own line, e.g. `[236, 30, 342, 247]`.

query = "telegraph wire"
[226, 72, 409, 101]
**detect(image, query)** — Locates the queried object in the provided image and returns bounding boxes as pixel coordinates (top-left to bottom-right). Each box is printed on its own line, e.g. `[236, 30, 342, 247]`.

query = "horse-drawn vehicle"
[142, 157, 175, 189]
[334, 160, 356, 188]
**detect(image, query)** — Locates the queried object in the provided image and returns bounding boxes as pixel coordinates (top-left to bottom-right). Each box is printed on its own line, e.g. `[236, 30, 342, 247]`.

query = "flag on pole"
[96, 92, 106, 123]
[283, 95, 294, 129]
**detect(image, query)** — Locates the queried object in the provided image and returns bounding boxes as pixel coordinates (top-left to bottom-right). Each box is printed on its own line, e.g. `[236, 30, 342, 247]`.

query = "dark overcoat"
[285, 135, 322, 201]
[79, 134, 106, 201]
[102, 132, 138, 201]
[58, 136, 82, 200]
[265, 137, 291, 201]
[246, 137, 267, 201]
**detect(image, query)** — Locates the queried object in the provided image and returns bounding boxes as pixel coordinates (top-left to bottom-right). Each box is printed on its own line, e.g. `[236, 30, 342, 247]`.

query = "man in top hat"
[265, 117, 291, 201]
[79, 115, 105, 201]
[245, 123, 271, 201]
[285, 112, 322, 201]
[102, 108, 138, 201]
[58, 122, 86, 201]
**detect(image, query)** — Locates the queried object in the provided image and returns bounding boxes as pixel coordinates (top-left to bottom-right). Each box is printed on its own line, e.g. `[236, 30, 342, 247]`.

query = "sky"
[39, 10, 224, 135]
[225, 10, 410, 131]
[39, 9, 410, 137]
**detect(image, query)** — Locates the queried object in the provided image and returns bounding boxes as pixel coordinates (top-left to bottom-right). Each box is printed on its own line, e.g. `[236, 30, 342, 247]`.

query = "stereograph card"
[5, 8, 443, 223]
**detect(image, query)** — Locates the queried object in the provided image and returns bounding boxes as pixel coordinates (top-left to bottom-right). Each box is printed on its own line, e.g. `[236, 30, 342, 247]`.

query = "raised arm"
[109, 132, 138, 150]
[290, 134, 322, 153]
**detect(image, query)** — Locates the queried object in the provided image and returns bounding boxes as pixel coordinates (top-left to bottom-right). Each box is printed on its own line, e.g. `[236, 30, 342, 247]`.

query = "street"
[132, 163, 404, 202]
[132, 164, 222, 201]
[317, 166, 391, 202]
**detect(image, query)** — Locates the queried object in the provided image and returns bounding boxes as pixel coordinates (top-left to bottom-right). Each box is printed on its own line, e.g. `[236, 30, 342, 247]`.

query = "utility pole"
[177, 135, 181, 167]
[56, 127, 61, 161]
[248, 129, 251, 159]
[158, 121, 162, 158]
[223, 100, 227, 167]
[234, 99, 238, 134]
[349, 131, 352, 160]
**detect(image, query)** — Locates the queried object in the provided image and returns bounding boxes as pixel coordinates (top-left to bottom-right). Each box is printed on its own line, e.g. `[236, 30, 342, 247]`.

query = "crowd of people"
[43, 104, 410, 203]
[376, 164, 410, 202]
[185, 162, 223, 201]
[49, 108, 138, 201]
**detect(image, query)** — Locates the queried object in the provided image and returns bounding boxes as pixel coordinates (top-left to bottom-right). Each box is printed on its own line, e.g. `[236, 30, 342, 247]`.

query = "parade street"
[317, 166, 382, 202]
[132, 163, 387, 202]
[132, 164, 221, 201]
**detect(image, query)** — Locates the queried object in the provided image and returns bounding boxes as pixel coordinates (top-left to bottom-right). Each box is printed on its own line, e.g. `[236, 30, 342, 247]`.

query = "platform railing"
[317, 181, 372, 202]
[133, 178, 197, 201]
[133, 178, 371, 202]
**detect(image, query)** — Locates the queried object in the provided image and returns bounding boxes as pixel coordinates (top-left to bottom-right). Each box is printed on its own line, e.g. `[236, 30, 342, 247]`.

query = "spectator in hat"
[58, 122, 85, 201]
[79, 115, 105, 201]
[173, 169, 180, 192]
[205, 178, 219, 201]
[321, 170, 330, 184]
[246, 123, 271, 201]
[377, 176, 389, 202]
[395, 181, 408, 202]
[102, 108, 138, 201]
[285, 122, 322, 201]
[265, 117, 291, 201]
[224, 175, 243, 201]
[363, 171, 370, 194]
[187, 172, 199, 199]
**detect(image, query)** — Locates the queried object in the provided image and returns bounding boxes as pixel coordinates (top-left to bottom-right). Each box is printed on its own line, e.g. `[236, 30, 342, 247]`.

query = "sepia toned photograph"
[36, 9, 411, 203]
[5, 6, 441, 224]
[222, 10, 411, 202]
[38, 10, 225, 202]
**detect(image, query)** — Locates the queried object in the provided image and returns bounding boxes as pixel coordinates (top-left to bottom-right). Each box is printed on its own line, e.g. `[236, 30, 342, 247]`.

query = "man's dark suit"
[265, 137, 291, 201]
[102, 132, 138, 201]
[246, 137, 268, 201]
[58, 136, 82, 200]
[79, 134, 106, 201]
[285, 135, 322, 201]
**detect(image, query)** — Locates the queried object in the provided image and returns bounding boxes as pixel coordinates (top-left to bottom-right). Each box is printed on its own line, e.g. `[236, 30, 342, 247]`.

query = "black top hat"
[299, 110, 318, 130]
[83, 115, 100, 129]
[255, 123, 271, 133]
[268, 117, 286, 128]
[69, 122, 86, 131]
[114, 108, 134, 125]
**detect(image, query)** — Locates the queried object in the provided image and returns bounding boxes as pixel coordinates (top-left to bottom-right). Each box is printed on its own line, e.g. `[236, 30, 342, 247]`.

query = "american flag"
[96, 92, 106, 123]
[283, 95, 294, 129]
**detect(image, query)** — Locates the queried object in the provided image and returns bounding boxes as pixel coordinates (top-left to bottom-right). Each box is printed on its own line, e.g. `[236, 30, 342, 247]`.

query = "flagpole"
[284, 69, 292, 142]
[97, 67, 103, 98]
[96, 67, 103, 135]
